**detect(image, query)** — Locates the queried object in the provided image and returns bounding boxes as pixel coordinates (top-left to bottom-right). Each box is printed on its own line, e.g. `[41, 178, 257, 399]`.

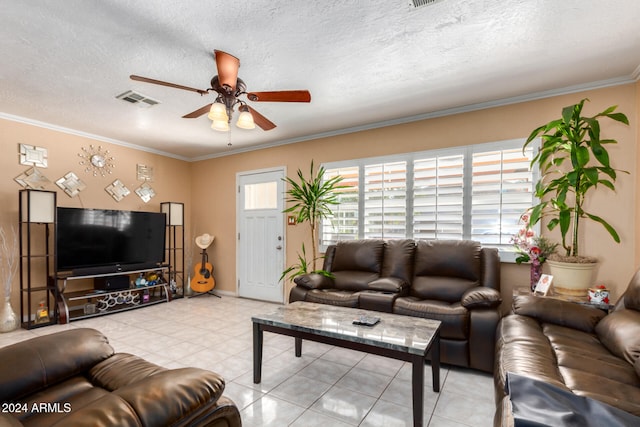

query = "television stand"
[54, 266, 170, 324]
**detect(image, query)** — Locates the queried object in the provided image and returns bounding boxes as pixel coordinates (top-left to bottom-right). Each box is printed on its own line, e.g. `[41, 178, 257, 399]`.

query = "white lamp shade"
[236, 111, 256, 129]
[207, 103, 228, 122]
[21, 190, 56, 223]
[211, 120, 230, 132]
[161, 202, 184, 226]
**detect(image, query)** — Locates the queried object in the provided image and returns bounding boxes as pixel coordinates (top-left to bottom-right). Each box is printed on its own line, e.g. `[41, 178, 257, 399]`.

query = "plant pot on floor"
[547, 259, 598, 296]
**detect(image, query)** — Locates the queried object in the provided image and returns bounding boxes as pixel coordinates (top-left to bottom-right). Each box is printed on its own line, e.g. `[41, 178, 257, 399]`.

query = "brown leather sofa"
[494, 270, 640, 426]
[0, 328, 241, 427]
[289, 239, 502, 373]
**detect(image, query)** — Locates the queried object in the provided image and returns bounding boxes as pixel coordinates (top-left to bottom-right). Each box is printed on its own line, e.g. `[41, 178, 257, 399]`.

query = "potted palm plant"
[280, 161, 345, 281]
[524, 98, 629, 295]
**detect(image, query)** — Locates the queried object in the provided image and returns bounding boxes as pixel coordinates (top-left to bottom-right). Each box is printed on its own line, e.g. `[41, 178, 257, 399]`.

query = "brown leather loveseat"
[0, 328, 241, 427]
[289, 239, 502, 373]
[494, 269, 640, 426]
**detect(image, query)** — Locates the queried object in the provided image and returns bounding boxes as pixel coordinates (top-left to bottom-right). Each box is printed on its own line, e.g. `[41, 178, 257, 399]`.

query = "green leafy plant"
[281, 161, 345, 280]
[524, 98, 629, 258]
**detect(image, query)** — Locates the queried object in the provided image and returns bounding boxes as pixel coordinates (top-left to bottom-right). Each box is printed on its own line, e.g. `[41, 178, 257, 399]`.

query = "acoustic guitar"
[191, 248, 215, 293]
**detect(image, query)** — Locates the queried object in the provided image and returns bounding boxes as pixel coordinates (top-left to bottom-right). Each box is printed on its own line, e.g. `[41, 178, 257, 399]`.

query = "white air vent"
[116, 90, 160, 108]
[410, 0, 444, 8]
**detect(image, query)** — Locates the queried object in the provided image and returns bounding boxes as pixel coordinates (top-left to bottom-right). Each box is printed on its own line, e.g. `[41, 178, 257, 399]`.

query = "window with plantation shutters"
[321, 139, 538, 258]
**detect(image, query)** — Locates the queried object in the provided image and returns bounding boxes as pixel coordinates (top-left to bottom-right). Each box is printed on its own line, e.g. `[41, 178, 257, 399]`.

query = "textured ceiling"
[1, 1, 639, 160]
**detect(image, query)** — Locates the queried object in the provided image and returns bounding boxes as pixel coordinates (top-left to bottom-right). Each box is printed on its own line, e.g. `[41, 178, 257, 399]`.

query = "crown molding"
[0, 112, 190, 161]
[3, 69, 639, 163]
[196, 73, 638, 161]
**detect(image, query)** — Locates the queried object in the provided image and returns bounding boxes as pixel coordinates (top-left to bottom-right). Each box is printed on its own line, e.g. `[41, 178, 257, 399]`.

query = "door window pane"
[244, 181, 277, 210]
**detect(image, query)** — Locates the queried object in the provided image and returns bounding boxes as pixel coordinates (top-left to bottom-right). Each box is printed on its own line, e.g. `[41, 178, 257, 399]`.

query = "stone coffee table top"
[252, 301, 441, 356]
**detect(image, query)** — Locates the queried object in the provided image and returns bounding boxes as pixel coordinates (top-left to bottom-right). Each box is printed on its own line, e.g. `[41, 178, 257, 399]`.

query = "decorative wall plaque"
[135, 183, 155, 203]
[136, 164, 154, 181]
[15, 167, 51, 189]
[19, 144, 48, 167]
[56, 172, 86, 197]
[105, 179, 130, 202]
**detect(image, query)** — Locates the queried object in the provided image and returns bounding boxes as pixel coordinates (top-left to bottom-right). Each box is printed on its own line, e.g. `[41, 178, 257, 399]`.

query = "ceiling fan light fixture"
[207, 102, 228, 122]
[236, 111, 256, 129]
[211, 120, 230, 132]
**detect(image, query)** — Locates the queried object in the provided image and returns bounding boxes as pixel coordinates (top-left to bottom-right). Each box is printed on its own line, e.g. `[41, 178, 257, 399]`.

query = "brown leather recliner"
[494, 269, 640, 426]
[0, 328, 241, 427]
[290, 239, 502, 373]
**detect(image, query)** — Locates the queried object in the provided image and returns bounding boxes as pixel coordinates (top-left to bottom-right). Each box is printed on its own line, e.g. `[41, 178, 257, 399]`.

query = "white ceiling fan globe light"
[236, 111, 256, 129]
[211, 120, 230, 132]
[208, 102, 228, 122]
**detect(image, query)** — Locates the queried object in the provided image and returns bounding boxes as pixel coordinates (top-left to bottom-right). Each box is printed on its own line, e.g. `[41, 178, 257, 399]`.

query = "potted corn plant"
[280, 160, 345, 282]
[524, 98, 628, 295]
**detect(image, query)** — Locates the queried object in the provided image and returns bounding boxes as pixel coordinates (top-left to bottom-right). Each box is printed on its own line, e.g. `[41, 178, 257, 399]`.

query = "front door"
[237, 168, 285, 302]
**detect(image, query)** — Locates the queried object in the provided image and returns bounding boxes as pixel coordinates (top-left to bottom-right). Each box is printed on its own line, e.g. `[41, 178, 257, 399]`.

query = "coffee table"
[252, 301, 441, 427]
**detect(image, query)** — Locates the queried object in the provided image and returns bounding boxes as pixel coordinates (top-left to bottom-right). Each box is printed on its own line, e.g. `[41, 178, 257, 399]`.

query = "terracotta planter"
[547, 260, 598, 296]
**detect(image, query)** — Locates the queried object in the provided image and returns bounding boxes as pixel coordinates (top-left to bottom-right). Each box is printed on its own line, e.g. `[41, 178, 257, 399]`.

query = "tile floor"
[0, 295, 495, 426]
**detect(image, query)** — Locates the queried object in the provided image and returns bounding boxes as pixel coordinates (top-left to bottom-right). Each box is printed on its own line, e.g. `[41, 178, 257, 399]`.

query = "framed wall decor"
[56, 172, 86, 197]
[136, 164, 154, 181]
[135, 183, 155, 203]
[105, 179, 130, 202]
[15, 167, 51, 189]
[78, 145, 115, 177]
[19, 144, 48, 167]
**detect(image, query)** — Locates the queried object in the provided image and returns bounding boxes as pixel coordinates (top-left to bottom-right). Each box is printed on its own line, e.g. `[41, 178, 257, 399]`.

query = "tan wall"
[1, 82, 638, 319]
[193, 83, 639, 307]
[0, 118, 192, 315]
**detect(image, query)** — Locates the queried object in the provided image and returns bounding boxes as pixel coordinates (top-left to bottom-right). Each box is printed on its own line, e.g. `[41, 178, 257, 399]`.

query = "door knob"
[276, 245, 282, 250]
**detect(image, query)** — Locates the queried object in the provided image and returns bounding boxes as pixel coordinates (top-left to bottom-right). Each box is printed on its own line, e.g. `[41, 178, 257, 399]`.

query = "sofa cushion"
[331, 239, 384, 273]
[411, 240, 481, 302]
[595, 308, 640, 364]
[513, 294, 606, 333]
[306, 289, 360, 307]
[624, 269, 640, 311]
[380, 239, 415, 283]
[333, 271, 380, 291]
[0, 328, 114, 402]
[394, 296, 469, 339]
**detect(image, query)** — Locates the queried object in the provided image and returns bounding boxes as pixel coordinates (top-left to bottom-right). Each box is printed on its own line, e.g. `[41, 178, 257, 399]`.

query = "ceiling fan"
[130, 50, 311, 131]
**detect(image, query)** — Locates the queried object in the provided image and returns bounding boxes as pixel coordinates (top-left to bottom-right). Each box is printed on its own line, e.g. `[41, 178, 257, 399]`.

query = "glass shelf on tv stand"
[55, 266, 171, 323]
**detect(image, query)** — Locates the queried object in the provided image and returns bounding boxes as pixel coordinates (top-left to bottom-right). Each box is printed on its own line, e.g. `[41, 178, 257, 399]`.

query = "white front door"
[237, 168, 285, 302]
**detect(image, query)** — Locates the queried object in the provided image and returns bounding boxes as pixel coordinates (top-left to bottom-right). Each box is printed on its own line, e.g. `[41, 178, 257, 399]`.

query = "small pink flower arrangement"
[512, 214, 558, 265]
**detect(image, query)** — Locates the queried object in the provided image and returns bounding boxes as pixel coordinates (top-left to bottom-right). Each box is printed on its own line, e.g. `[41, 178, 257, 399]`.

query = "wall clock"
[78, 145, 115, 177]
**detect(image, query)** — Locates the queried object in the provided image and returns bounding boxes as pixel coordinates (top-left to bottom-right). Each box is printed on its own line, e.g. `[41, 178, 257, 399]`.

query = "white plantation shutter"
[364, 162, 407, 239]
[413, 155, 464, 240]
[321, 166, 359, 245]
[321, 139, 538, 254]
[471, 147, 535, 244]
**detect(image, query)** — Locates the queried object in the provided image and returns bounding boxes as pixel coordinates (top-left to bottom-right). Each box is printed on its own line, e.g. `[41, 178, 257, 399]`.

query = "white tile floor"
[0, 295, 495, 426]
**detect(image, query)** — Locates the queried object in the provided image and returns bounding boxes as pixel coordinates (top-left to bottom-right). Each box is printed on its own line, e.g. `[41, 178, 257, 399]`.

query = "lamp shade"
[161, 202, 184, 226]
[236, 110, 256, 129]
[207, 103, 228, 122]
[211, 120, 230, 132]
[20, 189, 56, 223]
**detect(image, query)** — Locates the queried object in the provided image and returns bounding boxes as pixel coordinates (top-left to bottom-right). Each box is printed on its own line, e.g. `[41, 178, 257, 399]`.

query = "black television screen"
[56, 207, 166, 274]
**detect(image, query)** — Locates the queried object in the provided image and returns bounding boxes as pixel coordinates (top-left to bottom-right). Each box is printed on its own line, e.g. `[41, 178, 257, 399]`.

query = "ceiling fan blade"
[246, 106, 276, 131]
[130, 75, 208, 95]
[214, 50, 240, 91]
[246, 90, 311, 102]
[183, 103, 213, 119]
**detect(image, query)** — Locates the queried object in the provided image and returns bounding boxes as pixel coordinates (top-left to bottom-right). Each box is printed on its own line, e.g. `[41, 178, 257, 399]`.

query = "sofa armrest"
[461, 287, 502, 309]
[294, 272, 334, 290]
[367, 277, 408, 294]
[513, 294, 606, 333]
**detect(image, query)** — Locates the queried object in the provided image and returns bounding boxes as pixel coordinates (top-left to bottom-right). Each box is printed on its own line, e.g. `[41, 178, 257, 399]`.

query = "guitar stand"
[188, 290, 221, 299]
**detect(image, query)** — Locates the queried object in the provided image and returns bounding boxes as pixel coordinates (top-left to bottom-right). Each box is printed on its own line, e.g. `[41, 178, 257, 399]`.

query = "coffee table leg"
[411, 355, 424, 427]
[431, 330, 440, 392]
[295, 337, 302, 357]
[253, 322, 263, 383]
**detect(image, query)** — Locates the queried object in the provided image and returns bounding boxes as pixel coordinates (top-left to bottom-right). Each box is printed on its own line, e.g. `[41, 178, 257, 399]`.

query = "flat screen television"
[56, 207, 166, 276]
